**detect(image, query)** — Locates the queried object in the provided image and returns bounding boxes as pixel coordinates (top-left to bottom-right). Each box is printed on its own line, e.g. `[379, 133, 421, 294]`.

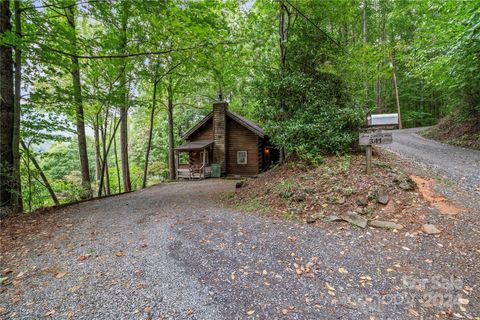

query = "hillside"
[423, 116, 480, 150]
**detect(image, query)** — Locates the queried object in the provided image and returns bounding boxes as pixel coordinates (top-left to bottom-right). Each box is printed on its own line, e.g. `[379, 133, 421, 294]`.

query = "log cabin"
[174, 100, 278, 179]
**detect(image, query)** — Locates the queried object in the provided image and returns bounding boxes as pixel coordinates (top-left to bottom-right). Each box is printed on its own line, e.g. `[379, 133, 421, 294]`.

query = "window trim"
[200, 151, 209, 164]
[237, 151, 247, 165]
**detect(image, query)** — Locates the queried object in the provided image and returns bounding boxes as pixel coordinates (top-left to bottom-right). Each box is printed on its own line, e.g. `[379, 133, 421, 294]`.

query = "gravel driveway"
[380, 128, 480, 191]
[1, 180, 478, 319]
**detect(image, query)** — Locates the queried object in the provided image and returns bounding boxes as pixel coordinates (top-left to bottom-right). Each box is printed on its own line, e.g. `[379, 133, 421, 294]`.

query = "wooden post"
[366, 145, 372, 174]
[365, 111, 372, 174]
[202, 148, 206, 179]
[390, 50, 402, 129]
[174, 150, 178, 180]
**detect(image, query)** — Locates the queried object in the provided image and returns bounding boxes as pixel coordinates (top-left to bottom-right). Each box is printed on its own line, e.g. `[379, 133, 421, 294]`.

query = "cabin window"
[200, 151, 209, 164]
[237, 151, 247, 164]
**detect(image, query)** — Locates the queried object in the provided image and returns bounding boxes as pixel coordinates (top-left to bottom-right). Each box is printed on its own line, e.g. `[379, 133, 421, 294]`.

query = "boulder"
[356, 198, 368, 207]
[377, 190, 389, 205]
[422, 224, 441, 235]
[341, 211, 368, 228]
[292, 192, 306, 202]
[369, 220, 403, 230]
[328, 215, 344, 222]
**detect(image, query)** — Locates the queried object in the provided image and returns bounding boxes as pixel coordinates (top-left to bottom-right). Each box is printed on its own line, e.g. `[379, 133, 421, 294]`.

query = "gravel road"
[380, 128, 480, 191]
[1, 180, 478, 319]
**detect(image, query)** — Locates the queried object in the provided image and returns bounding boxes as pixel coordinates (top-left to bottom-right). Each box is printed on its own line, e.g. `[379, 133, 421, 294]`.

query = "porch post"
[174, 150, 178, 180]
[202, 147, 206, 178]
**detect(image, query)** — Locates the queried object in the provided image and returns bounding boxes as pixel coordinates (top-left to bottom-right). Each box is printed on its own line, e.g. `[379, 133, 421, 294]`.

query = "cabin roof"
[174, 140, 214, 151]
[182, 111, 265, 140]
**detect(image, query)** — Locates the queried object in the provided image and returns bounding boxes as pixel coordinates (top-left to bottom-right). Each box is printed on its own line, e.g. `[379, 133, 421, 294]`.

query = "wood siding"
[226, 117, 259, 176]
[188, 118, 213, 141]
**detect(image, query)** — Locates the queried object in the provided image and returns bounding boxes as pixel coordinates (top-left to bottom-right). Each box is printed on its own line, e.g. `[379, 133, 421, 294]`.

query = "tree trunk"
[94, 120, 102, 190]
[21, 140, 59, 206]
[143, 80, 158, 188]
[12, 0, 22, 212]
[119, 4, 131, 192]
[362, 0, 368, 111]
[278, 1, 290, 163]
[66, 6, 92, 199]
[167, 80, 175, 180]
[0, 0, 15, 217]
[113, 131, 121, 193]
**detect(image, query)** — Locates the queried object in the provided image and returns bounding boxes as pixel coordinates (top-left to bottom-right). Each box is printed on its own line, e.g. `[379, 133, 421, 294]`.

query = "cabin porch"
[174, 140, 213, 180]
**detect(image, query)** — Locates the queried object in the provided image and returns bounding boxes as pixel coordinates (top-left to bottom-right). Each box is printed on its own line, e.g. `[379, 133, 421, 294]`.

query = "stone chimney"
[212, 99, 228, 174]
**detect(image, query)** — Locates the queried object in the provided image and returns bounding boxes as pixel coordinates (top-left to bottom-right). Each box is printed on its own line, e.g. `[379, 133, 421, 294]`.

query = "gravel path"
[380, 128, 480, 191]
[1, 180, 478, 319]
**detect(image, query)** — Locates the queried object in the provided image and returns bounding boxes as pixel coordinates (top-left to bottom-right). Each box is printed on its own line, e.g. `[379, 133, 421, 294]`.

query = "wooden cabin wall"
[188, 119, 213, 141]
[226, 117, 259, 176]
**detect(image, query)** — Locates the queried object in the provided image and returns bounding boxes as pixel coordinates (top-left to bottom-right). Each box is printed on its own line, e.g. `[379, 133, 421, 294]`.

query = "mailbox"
[369, 113, 399, 126]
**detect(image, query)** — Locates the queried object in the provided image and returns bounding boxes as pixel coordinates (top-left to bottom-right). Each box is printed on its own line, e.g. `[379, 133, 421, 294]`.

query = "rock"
[292, 192, 306, 202]
[395, 175, 416, 191]
[328, 215, 344, 222]
[399, 181, 414, 191]
[235, 181, 245, 189]
[306, 214, 317, 224]
[377, 190, 389, 205]
[341, 211, 368, 228]
[336, 197, 346, 205]
[369, 220, 404, 230]
[357, 207, 368, 215]
[287, 207, 302, 215]
[422, 224, 441, 234]
[356, 198, 368, 207]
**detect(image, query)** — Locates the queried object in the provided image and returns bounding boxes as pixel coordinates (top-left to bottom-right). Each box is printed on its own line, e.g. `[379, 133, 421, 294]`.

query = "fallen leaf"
[55, 272, 66, 279]
[246, 310, 255, 316]
[338, 267, 348, 274]
[458, 298, 469, 305]
[45, 310, 56, 317]
[79, 255, 90, 261]
[115, 251, 125, 257]
[16, 271, 25, 278]
[281, 309, 289, 315]
[68, 285, 81, 293]
[401, 247, 410, 251]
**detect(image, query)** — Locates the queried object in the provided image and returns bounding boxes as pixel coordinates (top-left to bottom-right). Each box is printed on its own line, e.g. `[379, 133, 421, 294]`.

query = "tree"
[65, 3, 92, 198]
[0, 0, 15, 217]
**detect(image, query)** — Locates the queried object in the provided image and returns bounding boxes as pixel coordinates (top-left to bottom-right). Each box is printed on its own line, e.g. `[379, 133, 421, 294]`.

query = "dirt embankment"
[423, 115, 480, 150]
[225, 150, 464, 231]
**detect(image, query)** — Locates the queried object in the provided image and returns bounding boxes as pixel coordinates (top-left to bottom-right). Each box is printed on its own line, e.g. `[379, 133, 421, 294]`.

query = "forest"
[0, 0, 478, 216]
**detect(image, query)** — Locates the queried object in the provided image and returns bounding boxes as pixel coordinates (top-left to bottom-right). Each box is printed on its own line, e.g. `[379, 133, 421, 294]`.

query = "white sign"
[359, 132, 393, 145]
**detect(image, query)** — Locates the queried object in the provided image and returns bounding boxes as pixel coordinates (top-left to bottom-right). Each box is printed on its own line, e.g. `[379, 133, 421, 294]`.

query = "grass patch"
[234, 199, 271, 215]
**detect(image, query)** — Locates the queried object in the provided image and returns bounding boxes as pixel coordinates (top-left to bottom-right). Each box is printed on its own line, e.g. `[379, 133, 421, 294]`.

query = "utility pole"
[390, 50, 402, 129]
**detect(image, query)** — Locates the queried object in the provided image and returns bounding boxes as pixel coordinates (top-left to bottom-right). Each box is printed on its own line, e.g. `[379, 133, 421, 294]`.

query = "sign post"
[360, 112, 395, 174]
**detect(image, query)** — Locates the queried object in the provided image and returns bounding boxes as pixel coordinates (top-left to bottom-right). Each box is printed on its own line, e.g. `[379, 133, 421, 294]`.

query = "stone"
[336, 197, 346, 205]
[341, 211, 368, 228]
[292, 192, 306, 202]
[422, 224, 441, 235]
[377, 190, 389, 205]
[328, 215, 344, 222]
[235, 181, 245, 189]
[306, 214, 317, 224]
[287, 207, 302, 215]
[356, 198, 368, 207]
[399, 181, 415, 191]
[369, 220, 404, 230]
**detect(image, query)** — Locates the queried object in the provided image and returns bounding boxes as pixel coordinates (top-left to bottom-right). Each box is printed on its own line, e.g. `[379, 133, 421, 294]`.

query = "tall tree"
[119, 2, 131, 192]
[65, 4, 92, 198]
[12, 0, 22, 212]
[0, 0, 15, 217]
